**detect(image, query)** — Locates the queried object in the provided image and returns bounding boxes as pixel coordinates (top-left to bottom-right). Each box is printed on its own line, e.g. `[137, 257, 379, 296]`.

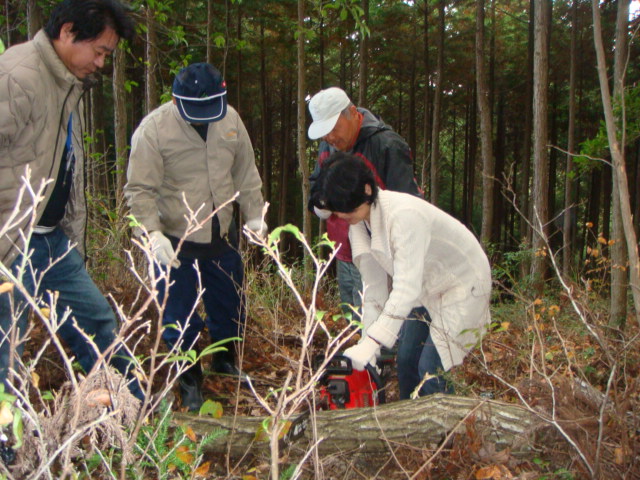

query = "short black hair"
[45, 0, 135, 42]
[310, 152, 378, 213]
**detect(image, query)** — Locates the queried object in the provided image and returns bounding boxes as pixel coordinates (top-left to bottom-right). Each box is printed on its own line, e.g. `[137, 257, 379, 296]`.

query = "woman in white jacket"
[311, 152, 492, 398]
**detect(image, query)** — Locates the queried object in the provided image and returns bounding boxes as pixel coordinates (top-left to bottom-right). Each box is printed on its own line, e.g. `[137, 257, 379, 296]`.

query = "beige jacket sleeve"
[125, 118, 164, 235]
[361, 210, 430, 349]
[230, 116, 264, 222]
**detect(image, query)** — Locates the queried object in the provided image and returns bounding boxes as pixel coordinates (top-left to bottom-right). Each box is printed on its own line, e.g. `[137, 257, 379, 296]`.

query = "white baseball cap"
[307, 87, 351, 140]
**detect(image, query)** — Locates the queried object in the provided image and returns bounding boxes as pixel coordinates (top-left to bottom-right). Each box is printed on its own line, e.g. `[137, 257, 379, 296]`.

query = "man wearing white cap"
[307, 87, 421, 315]
[125, 62, 266, 411]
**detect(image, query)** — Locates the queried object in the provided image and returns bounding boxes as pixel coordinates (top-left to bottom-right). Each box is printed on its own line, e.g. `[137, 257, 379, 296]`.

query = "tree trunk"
[609, 0, 630, 329]
[207, 0, 213, 64]
[429, 0, 445, 205]
[297, 0, 311, 275]
[174, 394, 538, 456]
[519, 0, 535, 278]
[420, 0, 431, 191]
[562, 0, 578, 278]
[145, 4, 159, 115]
[476, 0, 495, 247]
[112, 48, 128, 198]
[26, 0, 41, 39]
[357, 0, 369, 108]
[592, 0, 640, 326]
[530, 0, 551, 292]
[259, 20, 272, 213]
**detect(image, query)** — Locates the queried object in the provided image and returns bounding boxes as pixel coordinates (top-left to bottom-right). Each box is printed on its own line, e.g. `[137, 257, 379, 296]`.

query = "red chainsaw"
[317, 355, 386, 409]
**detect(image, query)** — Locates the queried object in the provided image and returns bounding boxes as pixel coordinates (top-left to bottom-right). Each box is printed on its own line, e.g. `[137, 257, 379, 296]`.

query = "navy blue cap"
[172, 63, 227, 123]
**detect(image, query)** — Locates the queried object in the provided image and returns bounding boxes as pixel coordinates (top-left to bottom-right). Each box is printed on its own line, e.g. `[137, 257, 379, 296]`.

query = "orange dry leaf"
[176, 445, 194, 464]
[475, 464, 513, 479]
[184, 426, 197, 442]
[194, 461, 211, 477]
[0, 282, 13, 294]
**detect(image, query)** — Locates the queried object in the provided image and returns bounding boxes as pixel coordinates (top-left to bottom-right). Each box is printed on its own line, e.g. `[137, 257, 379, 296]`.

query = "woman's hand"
[343, 337, 380, 370]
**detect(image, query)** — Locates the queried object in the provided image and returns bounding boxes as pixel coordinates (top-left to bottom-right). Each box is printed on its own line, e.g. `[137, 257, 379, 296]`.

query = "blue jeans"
[0, 228, 143, 400]
[396, 307, 452, 399]
[156, 248, 245, 353]
[336, 260, 362, 314]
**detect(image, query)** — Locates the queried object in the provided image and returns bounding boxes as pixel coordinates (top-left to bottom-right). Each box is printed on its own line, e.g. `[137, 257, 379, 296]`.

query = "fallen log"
[173, 394, 540, 456]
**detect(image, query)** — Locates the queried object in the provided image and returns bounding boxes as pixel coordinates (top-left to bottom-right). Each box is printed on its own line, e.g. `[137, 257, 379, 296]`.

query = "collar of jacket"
[350, 190, 393, 261]
[33, 29, 85, 92]
[354, 108, 391, 146]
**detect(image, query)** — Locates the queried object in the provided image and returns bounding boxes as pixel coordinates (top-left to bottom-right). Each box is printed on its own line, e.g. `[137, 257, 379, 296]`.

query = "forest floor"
[20, 247, 640, 479]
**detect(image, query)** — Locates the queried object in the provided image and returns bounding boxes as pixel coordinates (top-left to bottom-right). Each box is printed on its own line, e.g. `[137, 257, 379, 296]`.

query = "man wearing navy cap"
[125, 63, 266, 411]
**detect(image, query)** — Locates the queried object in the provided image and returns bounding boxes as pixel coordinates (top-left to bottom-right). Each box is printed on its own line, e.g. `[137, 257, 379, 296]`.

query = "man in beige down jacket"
[0, 0, 142, 400]
[125, 63, 266, 411]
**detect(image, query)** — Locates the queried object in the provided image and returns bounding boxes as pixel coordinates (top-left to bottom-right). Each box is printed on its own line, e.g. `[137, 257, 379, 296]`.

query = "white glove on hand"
[313, 206, 332, 220]
[245, 218, 268, 239]
[149, 230, 180, 268]
[343, 337, 380, 371]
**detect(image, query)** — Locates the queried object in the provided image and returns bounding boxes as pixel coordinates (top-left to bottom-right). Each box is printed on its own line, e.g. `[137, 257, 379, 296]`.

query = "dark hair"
[45, 0, 135, 42]
[310, 152, 378, 213]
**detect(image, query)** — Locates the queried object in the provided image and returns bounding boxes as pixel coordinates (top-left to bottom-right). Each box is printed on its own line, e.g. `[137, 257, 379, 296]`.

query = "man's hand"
[343, 337, 380, 371]
[149, 231, 181, 268]
[244, 218, 268, 239]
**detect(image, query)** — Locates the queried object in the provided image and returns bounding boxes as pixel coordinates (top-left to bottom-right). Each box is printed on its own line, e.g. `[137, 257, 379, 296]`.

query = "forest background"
[1, 0, 640, 478]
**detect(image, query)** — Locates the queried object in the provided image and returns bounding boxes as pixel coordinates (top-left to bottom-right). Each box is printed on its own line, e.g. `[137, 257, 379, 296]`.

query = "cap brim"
[175, 96, 227, 123]
[308, 112, 340, 140]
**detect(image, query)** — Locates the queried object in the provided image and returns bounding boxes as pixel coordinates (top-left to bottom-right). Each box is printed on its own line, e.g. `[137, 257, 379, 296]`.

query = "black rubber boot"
[178, 362, 204, 412]
[212, 348, 242, 377]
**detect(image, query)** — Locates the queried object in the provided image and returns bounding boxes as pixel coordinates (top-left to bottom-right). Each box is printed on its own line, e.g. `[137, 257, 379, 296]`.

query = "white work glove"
[244, 218, 268, 239]
[343, 337, 380, 371]
[149, 230, 181, 268]
[313, 206, 332, 220]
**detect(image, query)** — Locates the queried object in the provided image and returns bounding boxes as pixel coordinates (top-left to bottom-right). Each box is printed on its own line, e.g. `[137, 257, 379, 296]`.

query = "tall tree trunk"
[207, 0, 213, 64]
[26, 0, 41, 39]
[297, 0, 311, 269]
[429, 0, 445, 205]
[420, 0, 431, 191]
[593, 0, 640, 326]
[235, 4, 243, 113]
[113, 48, 128, 199]
[358, 0, 369, 108]
[145, 4, 159, 115]
[562, 0, 578, 278]
[476, 0, 495, 247]
[609, 0, 630, 329]
[463, 86, 478, 228]
[519, 0, 535, 278]
[259, 20, 272, 214]
[530, 0, 551, 292]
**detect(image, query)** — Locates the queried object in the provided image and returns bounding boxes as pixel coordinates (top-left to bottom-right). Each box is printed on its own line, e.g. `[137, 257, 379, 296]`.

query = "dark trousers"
[0, 228, 143, 400]
[156, 248, 245, 353]
[396, 307, 452, 399]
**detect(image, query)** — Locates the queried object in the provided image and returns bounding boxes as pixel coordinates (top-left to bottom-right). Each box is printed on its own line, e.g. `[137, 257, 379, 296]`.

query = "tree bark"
[530, 0, 551, 292]
[609, 0, 630, 329]
[26, 0, 41, 39]
[145, 4, 159, 115]
[429, 0, 445, 205]
[562, 0, 578, 278]
[174, 394, 538, 456]
[297, 0, 311, 281]
[357, 0, 369, 108]
[476, 0, 495, 247]
[592, 0, 640, 326]
[112, 48, 127, 198]
[420, 0, 431, 191]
